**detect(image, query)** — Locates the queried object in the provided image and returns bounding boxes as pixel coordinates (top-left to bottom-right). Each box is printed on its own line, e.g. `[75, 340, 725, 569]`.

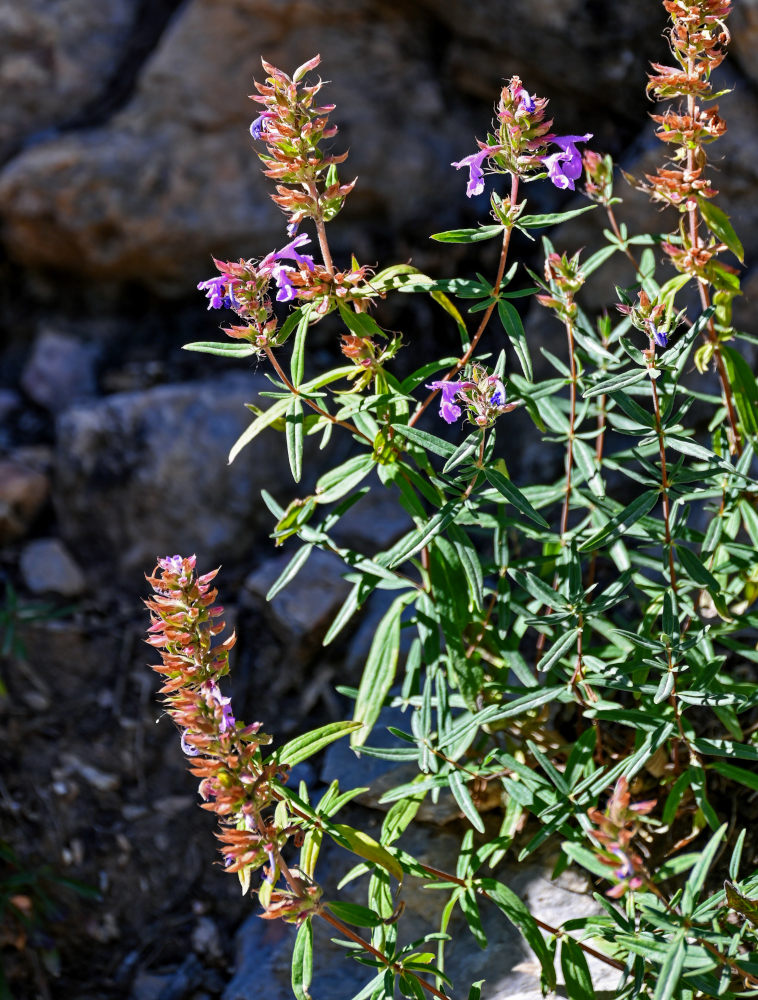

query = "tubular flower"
[541, 134, 593, 191]
[452, 146, 500, 198]
[427, 380, 465, 423]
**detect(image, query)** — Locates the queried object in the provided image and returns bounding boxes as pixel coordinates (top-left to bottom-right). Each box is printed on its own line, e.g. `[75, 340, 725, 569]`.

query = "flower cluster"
[428, 366, 511, 426]
[248, 55, 356, 229]
[587, 778, 656, 897]
[452, 75, 591, 197]
[616, 289, 680, 350]
[145, 556, 318, 915]
[536, 250, 585, 323]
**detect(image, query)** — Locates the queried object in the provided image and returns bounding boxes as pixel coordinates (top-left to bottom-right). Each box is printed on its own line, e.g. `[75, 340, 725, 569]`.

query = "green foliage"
[179, 9, 758, 999]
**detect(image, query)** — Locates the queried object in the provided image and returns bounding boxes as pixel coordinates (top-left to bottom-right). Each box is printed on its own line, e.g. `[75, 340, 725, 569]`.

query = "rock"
[0, 458, 49, 543]
[20, 329, 98, 412]
[53, 373, 293, 583]
[243, 547, 352, 646]
[331, 475, 413, 554]
[19, 537, 86, 596]
[0, 0, 672, 290]
[732, 0, 758, 86]
[0, 0, 135, 159]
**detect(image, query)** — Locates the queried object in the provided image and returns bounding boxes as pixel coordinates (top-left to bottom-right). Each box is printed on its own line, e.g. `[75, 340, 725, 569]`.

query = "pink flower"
[427, 380, 464, 424]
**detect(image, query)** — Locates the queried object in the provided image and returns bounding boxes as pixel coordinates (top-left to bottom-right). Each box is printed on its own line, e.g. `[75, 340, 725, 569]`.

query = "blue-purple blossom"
[651, 324, 668, 348]
[197, 276, 230, 310]
[181, 730, 200, 756]
[513, 84, 536, 114]
[541, 133, 593, 191]
[272, 265, 296, 302]
[451, 146, 498, 198]
[250, 112, 275, 140]
[202, 680, 235, 733]
[490, 379, 506, 408]
[263, 233, 315, 272]
[427, 380, 464, 424]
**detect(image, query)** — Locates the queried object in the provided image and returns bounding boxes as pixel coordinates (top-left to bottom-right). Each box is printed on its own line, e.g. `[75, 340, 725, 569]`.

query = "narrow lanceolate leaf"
[498, 300, 532, 381]
[290, 305, 312, 387]
[698, 198, 744, 262]
[449, 770, 485, 833]
[326, 901, 383, 927]
[229, 395, 291, 462]
[351, 593, 411, 745]
[329, 824, 404, 881]
[578, 490, 659, 551]
[517, 205, 596, 228]
[291, 919, 313, 1000]
[652, 935, 686, 1000]
[560, 937, 595, 1000]
[483, 468, 549, 527]
[573, 437, 604, 497]
[478, 879, 556, 991]
[675, 545, 720, 593]
[386, 501, 462, 568]
[390, 422, 456, 459]
[430, 225, 503, 243]
[285, 397, 304, 482]
[277, 721, 364, 766]
[182, 341, 257, 357]
[266, 544, 313, 600]
[682, 824, 726, 915]
[583, 369, 648, 398]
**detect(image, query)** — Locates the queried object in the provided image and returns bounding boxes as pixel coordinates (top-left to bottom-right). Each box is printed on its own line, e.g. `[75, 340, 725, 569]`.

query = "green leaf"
[230, 395, 291, 462]
[653, 935, 686, 1000]
[682, 824, 726, 915]
[266, 544, 313, 600]
[326, 901, 383, 927]
[329, 824, 404, 881]
[709, 759, 758, 792]
[315, 454, 375, 505]
[478, 878, 556, 990]
[573, 438, 604, 497]
[285, 397, 304, 482]
[699, 198, 744, 262]
[724, 880, 758, 927]
[483, 468, 550, 527]
[182, 340, 257, 357]
[578, 490, 659, 551]
[290, 306, 312, 387]
[560, 937, 595, 1000]
[277, 721, 364, 766]
[498, 300, 532, 381]
[675, 545, 721, 593]
[386, 501, 462, 568]
[390, 422, 456, 459]
[467, 981, 485, 1000]
[292, 919, 313, 1000]
[449, 770, 485, 833]
[351, 593, 412, 745]
[722, 346, 758, 437]
[583, 369, 648, 398]
[431, 225, 503, 243]
[517, 205, 596, 228]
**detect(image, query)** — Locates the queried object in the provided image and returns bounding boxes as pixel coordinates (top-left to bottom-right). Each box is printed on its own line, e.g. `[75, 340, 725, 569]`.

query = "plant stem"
[307, 180, 335, 276]
[263, 345, 372, 444]
[410, 173, 520, 428]
[649, 360, 677, 594]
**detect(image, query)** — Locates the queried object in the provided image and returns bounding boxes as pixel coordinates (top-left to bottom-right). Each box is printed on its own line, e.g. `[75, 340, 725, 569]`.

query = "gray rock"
[21, 328, 98, 412]
[53, 373, 293, 582]
[732, 0, 758, 86]
[0, 0, 135, 159]
[0, 458, 49, 544]
[332, 475, 413, 554]
[243, 547, 352, 645]
[20, 537, 86, 596]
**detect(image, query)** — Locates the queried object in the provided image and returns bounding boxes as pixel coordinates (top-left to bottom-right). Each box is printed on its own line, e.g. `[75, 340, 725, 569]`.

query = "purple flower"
[541, 133, 593, 191]
[451, 146, 498, 198]
[181, 730, 200, 756]
[202, 680, 235, 733]
[490, 379, 506, 408]
[197, 276, 230, 310]
[513, 84, 535, 114]
[651, 324, 668, 348]
[158, 554, 184, 574]
[263, 233, 315, 272]
[250, 112, 275, 140]
[272, 265, 296, 302]
[427, 380, 464, 424]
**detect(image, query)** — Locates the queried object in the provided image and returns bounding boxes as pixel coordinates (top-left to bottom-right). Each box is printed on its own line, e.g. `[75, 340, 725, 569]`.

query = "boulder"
[53, 373, 294, 583]
[19, 537, 86, 597]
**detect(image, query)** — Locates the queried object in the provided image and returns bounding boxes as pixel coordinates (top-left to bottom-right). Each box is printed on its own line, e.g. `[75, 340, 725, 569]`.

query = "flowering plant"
[149, 4, 758, 997]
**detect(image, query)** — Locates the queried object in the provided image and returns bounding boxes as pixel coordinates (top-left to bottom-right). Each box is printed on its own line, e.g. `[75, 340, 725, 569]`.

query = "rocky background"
[1, 1, 758, 998]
